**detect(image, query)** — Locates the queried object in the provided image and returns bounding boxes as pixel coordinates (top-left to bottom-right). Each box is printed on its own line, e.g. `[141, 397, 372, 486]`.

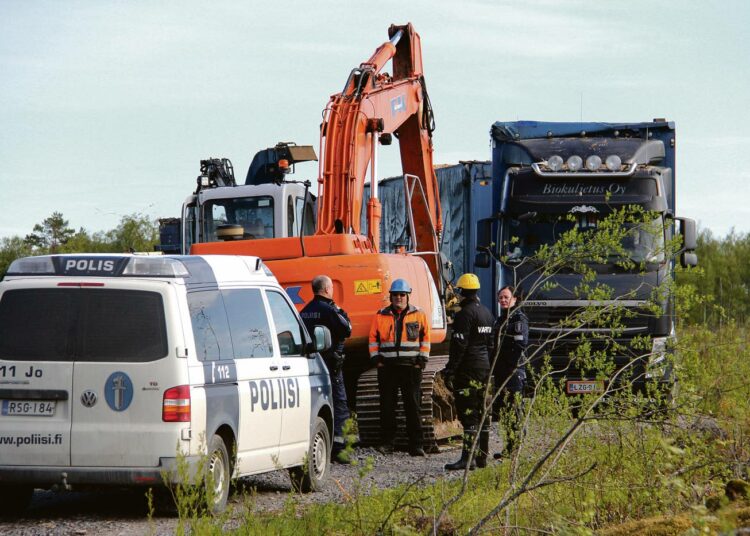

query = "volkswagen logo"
[80, 390, 98, 408]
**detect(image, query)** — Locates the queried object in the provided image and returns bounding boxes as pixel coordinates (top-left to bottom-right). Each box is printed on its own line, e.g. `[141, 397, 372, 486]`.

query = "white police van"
[0, 254, 334, 514]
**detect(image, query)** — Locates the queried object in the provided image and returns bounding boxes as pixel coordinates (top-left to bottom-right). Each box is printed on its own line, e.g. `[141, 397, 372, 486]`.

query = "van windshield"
[0, 289, 168, 362]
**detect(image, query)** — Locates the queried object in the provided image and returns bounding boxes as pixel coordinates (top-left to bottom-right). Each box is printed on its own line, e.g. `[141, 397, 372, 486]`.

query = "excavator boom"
[317, 24, 443, 291]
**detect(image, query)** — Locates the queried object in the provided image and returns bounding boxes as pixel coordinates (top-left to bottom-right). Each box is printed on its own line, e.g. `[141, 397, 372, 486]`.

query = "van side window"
[187, 290, 233, 362]
[221, 288, 273, 358]
[266, 291, 305, 356]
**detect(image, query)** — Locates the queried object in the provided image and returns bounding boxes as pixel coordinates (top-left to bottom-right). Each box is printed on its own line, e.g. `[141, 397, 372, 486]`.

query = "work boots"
[444, 430, 477, 471]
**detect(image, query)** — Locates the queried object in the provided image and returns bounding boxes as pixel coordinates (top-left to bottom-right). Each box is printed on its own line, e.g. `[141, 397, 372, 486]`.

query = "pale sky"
[1, 1, 748, 239]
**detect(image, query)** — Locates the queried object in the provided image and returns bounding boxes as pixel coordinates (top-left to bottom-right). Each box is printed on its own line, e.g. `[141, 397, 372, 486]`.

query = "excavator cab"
[178, 144, 317, 254]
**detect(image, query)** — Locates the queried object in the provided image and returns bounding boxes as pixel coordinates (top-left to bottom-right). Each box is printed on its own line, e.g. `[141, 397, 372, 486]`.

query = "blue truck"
[369, 119, 697, 396]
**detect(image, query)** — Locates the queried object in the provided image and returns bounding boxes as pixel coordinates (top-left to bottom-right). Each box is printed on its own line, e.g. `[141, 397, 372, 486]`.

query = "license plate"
[566, 380, 605, 394]
[1, 400, 57, 417]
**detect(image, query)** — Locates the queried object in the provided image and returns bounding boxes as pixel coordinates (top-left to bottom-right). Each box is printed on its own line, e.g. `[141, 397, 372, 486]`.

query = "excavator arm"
[317, 23, 443, 291]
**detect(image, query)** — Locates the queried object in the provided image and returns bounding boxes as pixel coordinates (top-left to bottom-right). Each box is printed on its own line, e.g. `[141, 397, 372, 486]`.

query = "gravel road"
[0, 435, 505, 536]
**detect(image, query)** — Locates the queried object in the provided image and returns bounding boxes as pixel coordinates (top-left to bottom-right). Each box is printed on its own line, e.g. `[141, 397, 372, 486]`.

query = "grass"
[164, 322, 750, 535]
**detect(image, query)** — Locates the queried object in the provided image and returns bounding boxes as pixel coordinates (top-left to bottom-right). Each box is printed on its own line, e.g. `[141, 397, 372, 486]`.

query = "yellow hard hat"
[456, 273, 480, 290]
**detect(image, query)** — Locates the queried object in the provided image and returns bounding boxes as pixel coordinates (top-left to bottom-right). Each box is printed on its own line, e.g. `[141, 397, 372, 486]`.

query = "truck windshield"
[505, 213, 665, 264]
[203, 196, 275, 242]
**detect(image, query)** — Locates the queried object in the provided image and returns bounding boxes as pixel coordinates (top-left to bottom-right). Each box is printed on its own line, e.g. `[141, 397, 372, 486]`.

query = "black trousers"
[377, 365, 423, 448]
[454, 367, 490, 432]
[493, 368, 526, 452]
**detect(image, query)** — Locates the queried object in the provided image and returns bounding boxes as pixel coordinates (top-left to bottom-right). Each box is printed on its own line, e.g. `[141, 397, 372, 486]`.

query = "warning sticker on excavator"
[354, 279, 382, 295]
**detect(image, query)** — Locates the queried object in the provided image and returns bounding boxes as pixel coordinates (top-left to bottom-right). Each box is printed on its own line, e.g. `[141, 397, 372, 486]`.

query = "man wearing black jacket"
[300, 275, 352, 463]
[492, 285, 528, 459]
[443, 273, 495, 470]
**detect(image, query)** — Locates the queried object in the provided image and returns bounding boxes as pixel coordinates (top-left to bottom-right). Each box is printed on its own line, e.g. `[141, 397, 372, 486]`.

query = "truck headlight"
[645, 336, 669, 379]
[547, 155, 563, 171]
[585, 155, 602, 171]
[605, 154, 622, 171]
[566, 155, 583, 171]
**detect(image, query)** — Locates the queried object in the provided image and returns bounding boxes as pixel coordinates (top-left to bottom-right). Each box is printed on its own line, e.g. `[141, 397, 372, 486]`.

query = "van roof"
[3, 254, 278, 288]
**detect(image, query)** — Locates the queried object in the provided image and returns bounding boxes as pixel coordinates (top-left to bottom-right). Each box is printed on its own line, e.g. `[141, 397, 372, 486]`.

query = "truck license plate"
[566, 381, 605, 394]
[1, 400, 56, 417]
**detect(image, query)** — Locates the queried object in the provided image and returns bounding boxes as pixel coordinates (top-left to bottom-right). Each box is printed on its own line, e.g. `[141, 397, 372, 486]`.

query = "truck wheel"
[205, 434, 231, 514]
[289, 417, 330, 492]
[0, 485, 33, 517]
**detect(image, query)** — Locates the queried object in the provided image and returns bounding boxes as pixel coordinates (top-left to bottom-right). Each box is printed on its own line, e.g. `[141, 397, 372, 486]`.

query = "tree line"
[0, 212, 159, 277]
[1, 212, 749, 326]
[678, 228, 750, 326]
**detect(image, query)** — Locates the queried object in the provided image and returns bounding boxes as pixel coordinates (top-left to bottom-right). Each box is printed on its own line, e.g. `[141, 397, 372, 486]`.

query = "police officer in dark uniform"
[492, 284, 528, 459]
[300, 275, 352, 463]
[443, 273, 495, 470]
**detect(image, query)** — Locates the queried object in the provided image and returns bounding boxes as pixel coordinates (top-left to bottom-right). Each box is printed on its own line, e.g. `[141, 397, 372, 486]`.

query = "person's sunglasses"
[391, 292, 408, 297]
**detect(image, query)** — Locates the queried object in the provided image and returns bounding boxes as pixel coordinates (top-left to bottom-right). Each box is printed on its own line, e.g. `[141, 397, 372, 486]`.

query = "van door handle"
[282, 365, 291, 370]
[269, 365, 278, 371]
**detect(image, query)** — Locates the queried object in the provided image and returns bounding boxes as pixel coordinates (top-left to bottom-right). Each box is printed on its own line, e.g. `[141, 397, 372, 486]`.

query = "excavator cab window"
[203, 197, 275, 241]
[295, 196, 315, 237]
[287, 196, 295, 237]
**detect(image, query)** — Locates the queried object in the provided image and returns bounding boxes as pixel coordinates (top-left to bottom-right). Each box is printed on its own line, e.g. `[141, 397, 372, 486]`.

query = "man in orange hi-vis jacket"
[368, 278, 431, 457]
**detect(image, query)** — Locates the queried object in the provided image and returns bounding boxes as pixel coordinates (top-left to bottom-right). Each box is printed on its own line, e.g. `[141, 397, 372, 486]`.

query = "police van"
[0, 254, 334, 514]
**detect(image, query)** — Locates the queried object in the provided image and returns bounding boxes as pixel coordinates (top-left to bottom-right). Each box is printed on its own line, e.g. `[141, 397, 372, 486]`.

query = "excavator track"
[355, 355, 462, 453]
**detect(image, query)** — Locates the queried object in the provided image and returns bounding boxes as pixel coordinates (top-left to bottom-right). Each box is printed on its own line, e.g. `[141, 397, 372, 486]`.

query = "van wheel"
[0, 485, 33, 517]
[205, 434, 231, 514]
[289, 417, 330, 492]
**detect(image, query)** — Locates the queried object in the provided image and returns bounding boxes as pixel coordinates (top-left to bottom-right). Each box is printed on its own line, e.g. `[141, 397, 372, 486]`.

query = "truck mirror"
[311, 325, 332, 355]
[676, 217, 697, 251]
[476, 218, 494, 249]
[680, 251, 698, 268]
[474, 250, 491, 269]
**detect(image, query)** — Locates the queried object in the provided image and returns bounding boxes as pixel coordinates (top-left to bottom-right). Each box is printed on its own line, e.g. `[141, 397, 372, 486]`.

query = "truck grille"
[525, 306, 652, 333]
[526, 334, 649, 385]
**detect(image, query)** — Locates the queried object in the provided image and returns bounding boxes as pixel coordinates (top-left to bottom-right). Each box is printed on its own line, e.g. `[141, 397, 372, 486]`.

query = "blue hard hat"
[389, 279, 412, 294]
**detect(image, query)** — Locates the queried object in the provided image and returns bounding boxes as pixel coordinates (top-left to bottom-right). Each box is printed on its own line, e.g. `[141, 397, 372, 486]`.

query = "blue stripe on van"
[307, 353, 333, 432]
[202, 362, 238, 384]
[203, 382, 240, 448]
[177, 256, 218, 289]
[201, 362, 240, 449]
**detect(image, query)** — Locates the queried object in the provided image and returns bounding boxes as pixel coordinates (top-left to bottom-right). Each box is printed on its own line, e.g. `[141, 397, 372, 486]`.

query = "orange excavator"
[192, 24, 457, 448]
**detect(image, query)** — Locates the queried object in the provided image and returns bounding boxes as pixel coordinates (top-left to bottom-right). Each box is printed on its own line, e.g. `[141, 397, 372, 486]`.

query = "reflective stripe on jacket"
[368, 304, 430, 366]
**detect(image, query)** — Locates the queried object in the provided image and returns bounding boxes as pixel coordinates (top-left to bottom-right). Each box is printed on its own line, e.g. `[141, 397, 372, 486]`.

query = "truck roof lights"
[532, 153, 635, 177]
[547, 155, 564, 171]
[605, 154, 622, 171]
[566, 155, 583, 172]
[585, 155, 602, 171]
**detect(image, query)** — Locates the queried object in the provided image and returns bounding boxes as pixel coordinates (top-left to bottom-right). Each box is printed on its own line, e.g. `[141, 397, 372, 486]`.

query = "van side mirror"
[676, 217, 697, 251]
[312, 326, 332, 354]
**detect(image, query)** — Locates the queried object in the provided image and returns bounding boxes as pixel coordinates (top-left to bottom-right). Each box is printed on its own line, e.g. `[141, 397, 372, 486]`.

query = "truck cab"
[480, 120, 698, 396]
